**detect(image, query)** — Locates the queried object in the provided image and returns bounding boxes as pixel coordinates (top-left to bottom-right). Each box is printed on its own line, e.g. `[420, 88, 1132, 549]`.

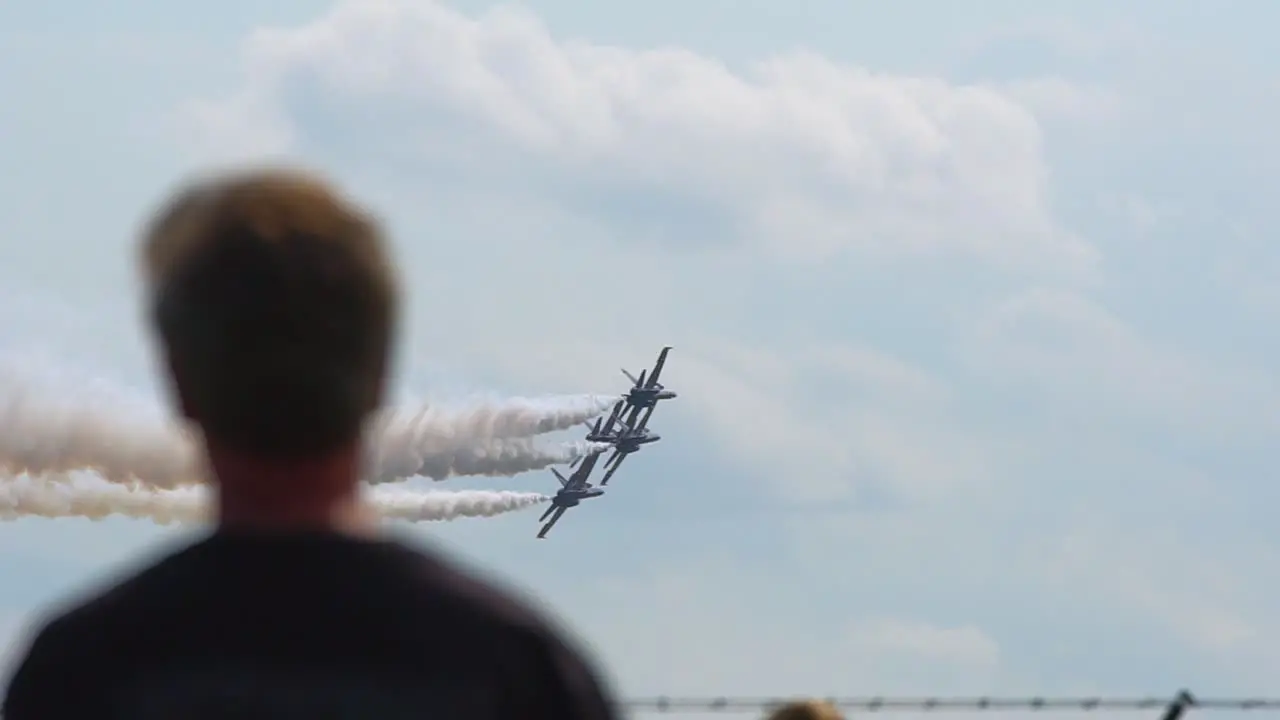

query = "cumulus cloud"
[182, 0, 1091, 270]
[667, 340, 998, 505]
[958, 288, 1280, 440]
[554, 552, 1008, 699]
[1040, 524, 1260, 657]
[997, 78, 1125, 127]
[172, 0, 1106, 512]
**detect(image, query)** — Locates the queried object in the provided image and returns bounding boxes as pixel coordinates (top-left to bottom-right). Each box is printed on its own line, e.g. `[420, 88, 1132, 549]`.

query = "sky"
[1, 0, 1279, 718]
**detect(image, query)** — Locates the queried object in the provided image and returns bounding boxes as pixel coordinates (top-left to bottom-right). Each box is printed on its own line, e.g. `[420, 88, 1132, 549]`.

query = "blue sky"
[2, 0, 1279, 718]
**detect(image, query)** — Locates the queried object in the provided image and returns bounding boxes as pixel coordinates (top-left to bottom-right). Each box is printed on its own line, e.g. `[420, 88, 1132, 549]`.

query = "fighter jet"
[536, 451, 605, 539]
[591, 402, 661, 486]
[618, 346, 676, 426]
[570, 399, 658, 468]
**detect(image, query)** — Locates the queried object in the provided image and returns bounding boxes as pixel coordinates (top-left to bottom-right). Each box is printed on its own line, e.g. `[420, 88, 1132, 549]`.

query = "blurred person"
[2, 168, 620, 719]
[766, 699, 847, 720]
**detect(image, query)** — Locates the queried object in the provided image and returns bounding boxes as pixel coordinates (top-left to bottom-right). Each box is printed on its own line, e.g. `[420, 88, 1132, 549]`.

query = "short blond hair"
[765, 700, 846, 720]
[142, 167, 399, 456]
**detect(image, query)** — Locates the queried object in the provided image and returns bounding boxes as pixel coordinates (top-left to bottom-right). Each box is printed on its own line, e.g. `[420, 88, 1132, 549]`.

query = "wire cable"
[621, 693, 1280, 714]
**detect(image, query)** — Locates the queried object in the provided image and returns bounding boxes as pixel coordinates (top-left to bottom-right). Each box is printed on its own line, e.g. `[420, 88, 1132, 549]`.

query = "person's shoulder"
[386, 537, 619, 717]
[21, 531, 211, 641]
[386, 534, 562, 635]
[3, 533, 210, 710]
[382, 534, 605, 661]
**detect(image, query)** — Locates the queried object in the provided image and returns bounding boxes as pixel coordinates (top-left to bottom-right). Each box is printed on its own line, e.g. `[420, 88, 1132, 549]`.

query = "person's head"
[140, 167, 399, 512]
[765, 700, 846, 720]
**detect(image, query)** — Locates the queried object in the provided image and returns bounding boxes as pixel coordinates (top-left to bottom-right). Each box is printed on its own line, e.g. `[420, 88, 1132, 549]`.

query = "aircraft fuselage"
[615, 434, 660, 452]
[552, 488, 604, 508]
[585, 429, 662, 445]
[627, 389, 677, 405]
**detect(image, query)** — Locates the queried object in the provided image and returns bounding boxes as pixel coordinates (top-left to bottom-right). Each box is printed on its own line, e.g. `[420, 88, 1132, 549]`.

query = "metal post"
[1161, 691, 1197, 720]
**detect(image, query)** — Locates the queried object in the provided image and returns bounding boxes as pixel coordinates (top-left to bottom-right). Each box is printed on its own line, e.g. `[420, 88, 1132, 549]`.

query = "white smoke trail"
[387, 394, 620, 440]
[365, 429, 612, 483]
[0, 375, 201, 489]
[0, 369, 616, 490]
[0, 477, 549, 525]
[368, 485, 548, 520]
[361, 396, 618, 479]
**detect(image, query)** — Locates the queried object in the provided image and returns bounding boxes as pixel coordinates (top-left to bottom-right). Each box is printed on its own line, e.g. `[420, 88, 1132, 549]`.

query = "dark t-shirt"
[1, 530, 620, 719]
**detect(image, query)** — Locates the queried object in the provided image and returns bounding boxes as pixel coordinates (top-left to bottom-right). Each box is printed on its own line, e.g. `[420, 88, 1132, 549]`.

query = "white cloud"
[1116, 196, 1161, 237]
[1215, 225, 1280, 319]
[959, 287, 1279, 441]
[1040, 524, 1259, 656]
[169, 0, 1070, 514]
[551, 551, 1007, 699]
[846, 617, 1001, 667]
[181, 0, 1092, 271]
[167, 0, 1114, 513]
[998, 78, 1125, 127]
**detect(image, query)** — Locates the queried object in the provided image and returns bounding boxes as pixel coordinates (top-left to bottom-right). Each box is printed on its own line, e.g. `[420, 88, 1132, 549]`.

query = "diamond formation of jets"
[535, 346, 676, 539]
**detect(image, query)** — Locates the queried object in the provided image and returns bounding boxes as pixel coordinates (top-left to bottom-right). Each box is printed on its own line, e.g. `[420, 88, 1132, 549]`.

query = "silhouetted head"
[140, 167, 400, 529]
[764, 700, 845, 720]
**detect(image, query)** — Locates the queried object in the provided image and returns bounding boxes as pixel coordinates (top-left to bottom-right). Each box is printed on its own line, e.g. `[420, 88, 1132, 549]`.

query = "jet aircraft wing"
[646, 346, 672, 388]
[599, 451, 628, 486]
[601, 446, 622, 470]
[537, 505, 568, 539]
[551, 467, 570, 487]
[634, 403, 657, 432]
[570, 449, 602, 484]
[560, 450, 602, 488]
[600, 400, 626, 435]
[623, 401, 645, 428]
